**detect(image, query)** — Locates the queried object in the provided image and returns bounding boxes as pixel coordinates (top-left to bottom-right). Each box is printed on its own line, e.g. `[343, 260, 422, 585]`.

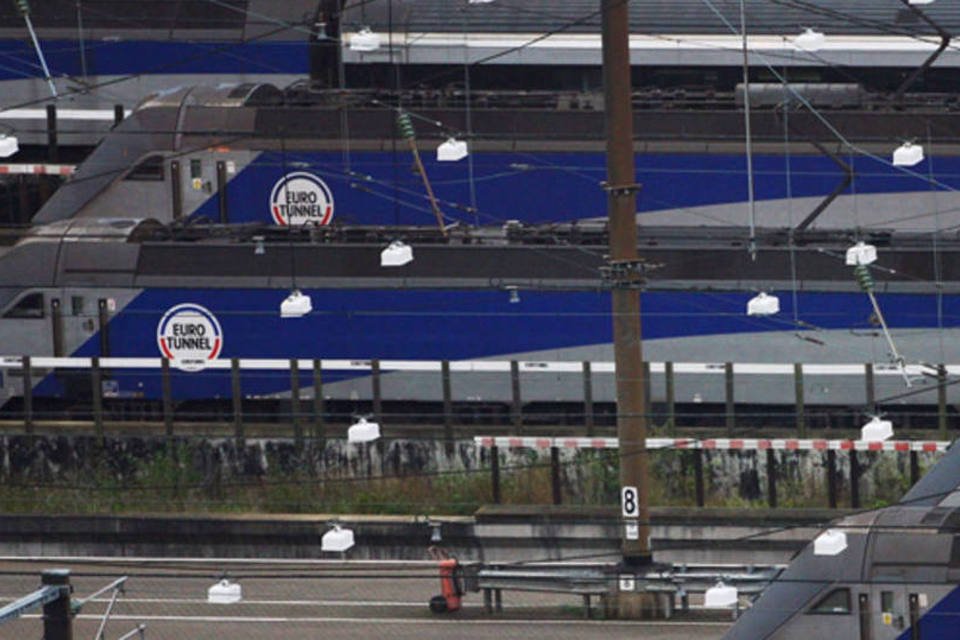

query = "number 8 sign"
[621, 486, 639, 518]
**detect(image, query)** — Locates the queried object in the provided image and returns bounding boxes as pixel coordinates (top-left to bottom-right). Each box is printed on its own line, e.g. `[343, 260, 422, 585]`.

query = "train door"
[886, 589, 926, 640]
[867, 586, 927, 640]
[858, 592, 871, 640]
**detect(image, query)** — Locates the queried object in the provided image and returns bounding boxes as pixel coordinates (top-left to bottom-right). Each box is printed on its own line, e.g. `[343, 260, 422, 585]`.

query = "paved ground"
[0, 558, 733, 639]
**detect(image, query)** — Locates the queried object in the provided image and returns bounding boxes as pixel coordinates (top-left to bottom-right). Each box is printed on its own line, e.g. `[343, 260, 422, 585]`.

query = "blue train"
[1, 0, 959, 416]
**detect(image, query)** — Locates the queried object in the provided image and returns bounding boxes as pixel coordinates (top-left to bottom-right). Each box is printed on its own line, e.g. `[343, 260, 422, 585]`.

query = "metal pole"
[46, 104, 58, 163]
[371, 358, 382, 423]
[231, 358, 243, 441]
[602, 0, 650, 565]
[511, 360, 522, 433]
[865, 363, 875, 412]
[41, 569, 72, 640]
[91, 356, 103, 436]
[850, 450, 861, 509]
[827, 449, 837, 509]
[582, 361, 595, 437]
[442, 360, 453, 447]
[290, 358, 303, 447]
[22, 355, 32, 433]
[23, 12, 58, 98]
[725, 362, 735, 435]
[313, 359, 325, 443]
[766, 448, 777, 508]
[161, 358, 173, 436]
[938, 364, 947, 439]
[693, 449, 705, 508]
[490, 445, 501, 504]
[794, 363, 806, 437]
[550, 446, 562, 505]
[665, 361, 675, 434]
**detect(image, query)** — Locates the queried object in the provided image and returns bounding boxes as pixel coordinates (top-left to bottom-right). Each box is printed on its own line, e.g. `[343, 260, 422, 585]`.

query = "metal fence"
[0, 356, 956, 437]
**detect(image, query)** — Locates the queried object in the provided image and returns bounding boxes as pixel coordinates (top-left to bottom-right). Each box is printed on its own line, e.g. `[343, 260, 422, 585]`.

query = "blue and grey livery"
[725, 440, 960, 639]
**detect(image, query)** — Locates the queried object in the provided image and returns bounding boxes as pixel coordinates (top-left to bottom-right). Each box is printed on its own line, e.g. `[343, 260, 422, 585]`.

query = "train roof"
[343, 0, 960, 36]
[342, 0, 960, 68]
[0, 0, 319, 41]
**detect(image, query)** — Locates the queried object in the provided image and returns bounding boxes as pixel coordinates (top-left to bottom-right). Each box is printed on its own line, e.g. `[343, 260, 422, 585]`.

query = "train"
[1, 80, 959, 418]
[724, 440, 960, 639]
[0, 1, 959, 418]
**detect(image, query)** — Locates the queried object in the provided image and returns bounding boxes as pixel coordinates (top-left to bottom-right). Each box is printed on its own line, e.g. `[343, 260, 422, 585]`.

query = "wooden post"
[910, 450, 920, 487]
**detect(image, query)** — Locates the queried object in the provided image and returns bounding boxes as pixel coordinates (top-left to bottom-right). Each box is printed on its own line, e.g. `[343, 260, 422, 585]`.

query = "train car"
[0, 1, 334, 110]
[1, 1, 960, 418]
[0, 208, 959, 419]
[724, 441, 960, 639]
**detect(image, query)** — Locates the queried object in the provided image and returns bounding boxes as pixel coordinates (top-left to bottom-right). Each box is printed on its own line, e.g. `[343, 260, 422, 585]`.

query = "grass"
[0, 441, 922, 515]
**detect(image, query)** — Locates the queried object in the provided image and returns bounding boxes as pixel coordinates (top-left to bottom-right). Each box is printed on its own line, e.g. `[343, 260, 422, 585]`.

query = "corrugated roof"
[343, 0, 960, 37]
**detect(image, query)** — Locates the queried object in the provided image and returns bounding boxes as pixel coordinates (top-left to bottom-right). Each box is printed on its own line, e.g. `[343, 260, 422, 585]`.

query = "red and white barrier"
[474, 436, 950, 452]
[0, 164, 75, 176]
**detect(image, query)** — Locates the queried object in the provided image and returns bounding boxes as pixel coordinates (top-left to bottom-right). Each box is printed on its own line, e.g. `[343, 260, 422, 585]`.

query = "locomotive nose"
[722, 581, 829, 640]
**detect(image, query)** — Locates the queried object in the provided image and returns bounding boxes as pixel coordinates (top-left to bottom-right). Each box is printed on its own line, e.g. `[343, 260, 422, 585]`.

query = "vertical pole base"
[607, 592, 670, 620]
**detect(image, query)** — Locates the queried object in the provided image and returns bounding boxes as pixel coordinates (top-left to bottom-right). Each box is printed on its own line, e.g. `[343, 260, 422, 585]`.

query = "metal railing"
[0, 356, 956, 438]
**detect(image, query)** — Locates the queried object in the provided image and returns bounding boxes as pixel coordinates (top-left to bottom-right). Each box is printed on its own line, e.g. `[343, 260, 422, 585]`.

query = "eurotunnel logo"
[269, 171, 334, 226]
[156, 304, 223, 372]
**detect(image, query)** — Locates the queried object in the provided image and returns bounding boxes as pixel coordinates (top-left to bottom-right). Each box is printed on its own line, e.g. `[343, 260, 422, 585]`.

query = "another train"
[1, 1, 960, 419]
[725, 440, 960, 639]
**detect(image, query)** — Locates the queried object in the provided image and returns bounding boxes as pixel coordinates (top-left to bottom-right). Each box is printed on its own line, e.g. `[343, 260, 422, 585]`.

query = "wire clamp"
[601, 182, 642, 197]
[600, 258, 658, 288]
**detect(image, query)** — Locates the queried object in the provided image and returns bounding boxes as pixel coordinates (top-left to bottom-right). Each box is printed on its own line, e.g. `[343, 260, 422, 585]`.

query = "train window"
[125, 155, 165, 181]
[71, 296, 84, 316]
[809, 588, 851, 614]
[949, 535, 960, 568]
[4, 292, 44, 319]
[190, 158, 202, 179]
[881, 591, 894, 613]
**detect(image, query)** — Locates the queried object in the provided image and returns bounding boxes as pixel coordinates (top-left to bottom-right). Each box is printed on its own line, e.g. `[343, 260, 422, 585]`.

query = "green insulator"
[13, 0, 29, 15]
[854, 264, 874, 292]
[396, 111, 416, 140]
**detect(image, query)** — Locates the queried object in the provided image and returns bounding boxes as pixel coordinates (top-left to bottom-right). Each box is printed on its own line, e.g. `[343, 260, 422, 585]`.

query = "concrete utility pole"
[601, 0, 651, 567]
[41, 569, 73, 640]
